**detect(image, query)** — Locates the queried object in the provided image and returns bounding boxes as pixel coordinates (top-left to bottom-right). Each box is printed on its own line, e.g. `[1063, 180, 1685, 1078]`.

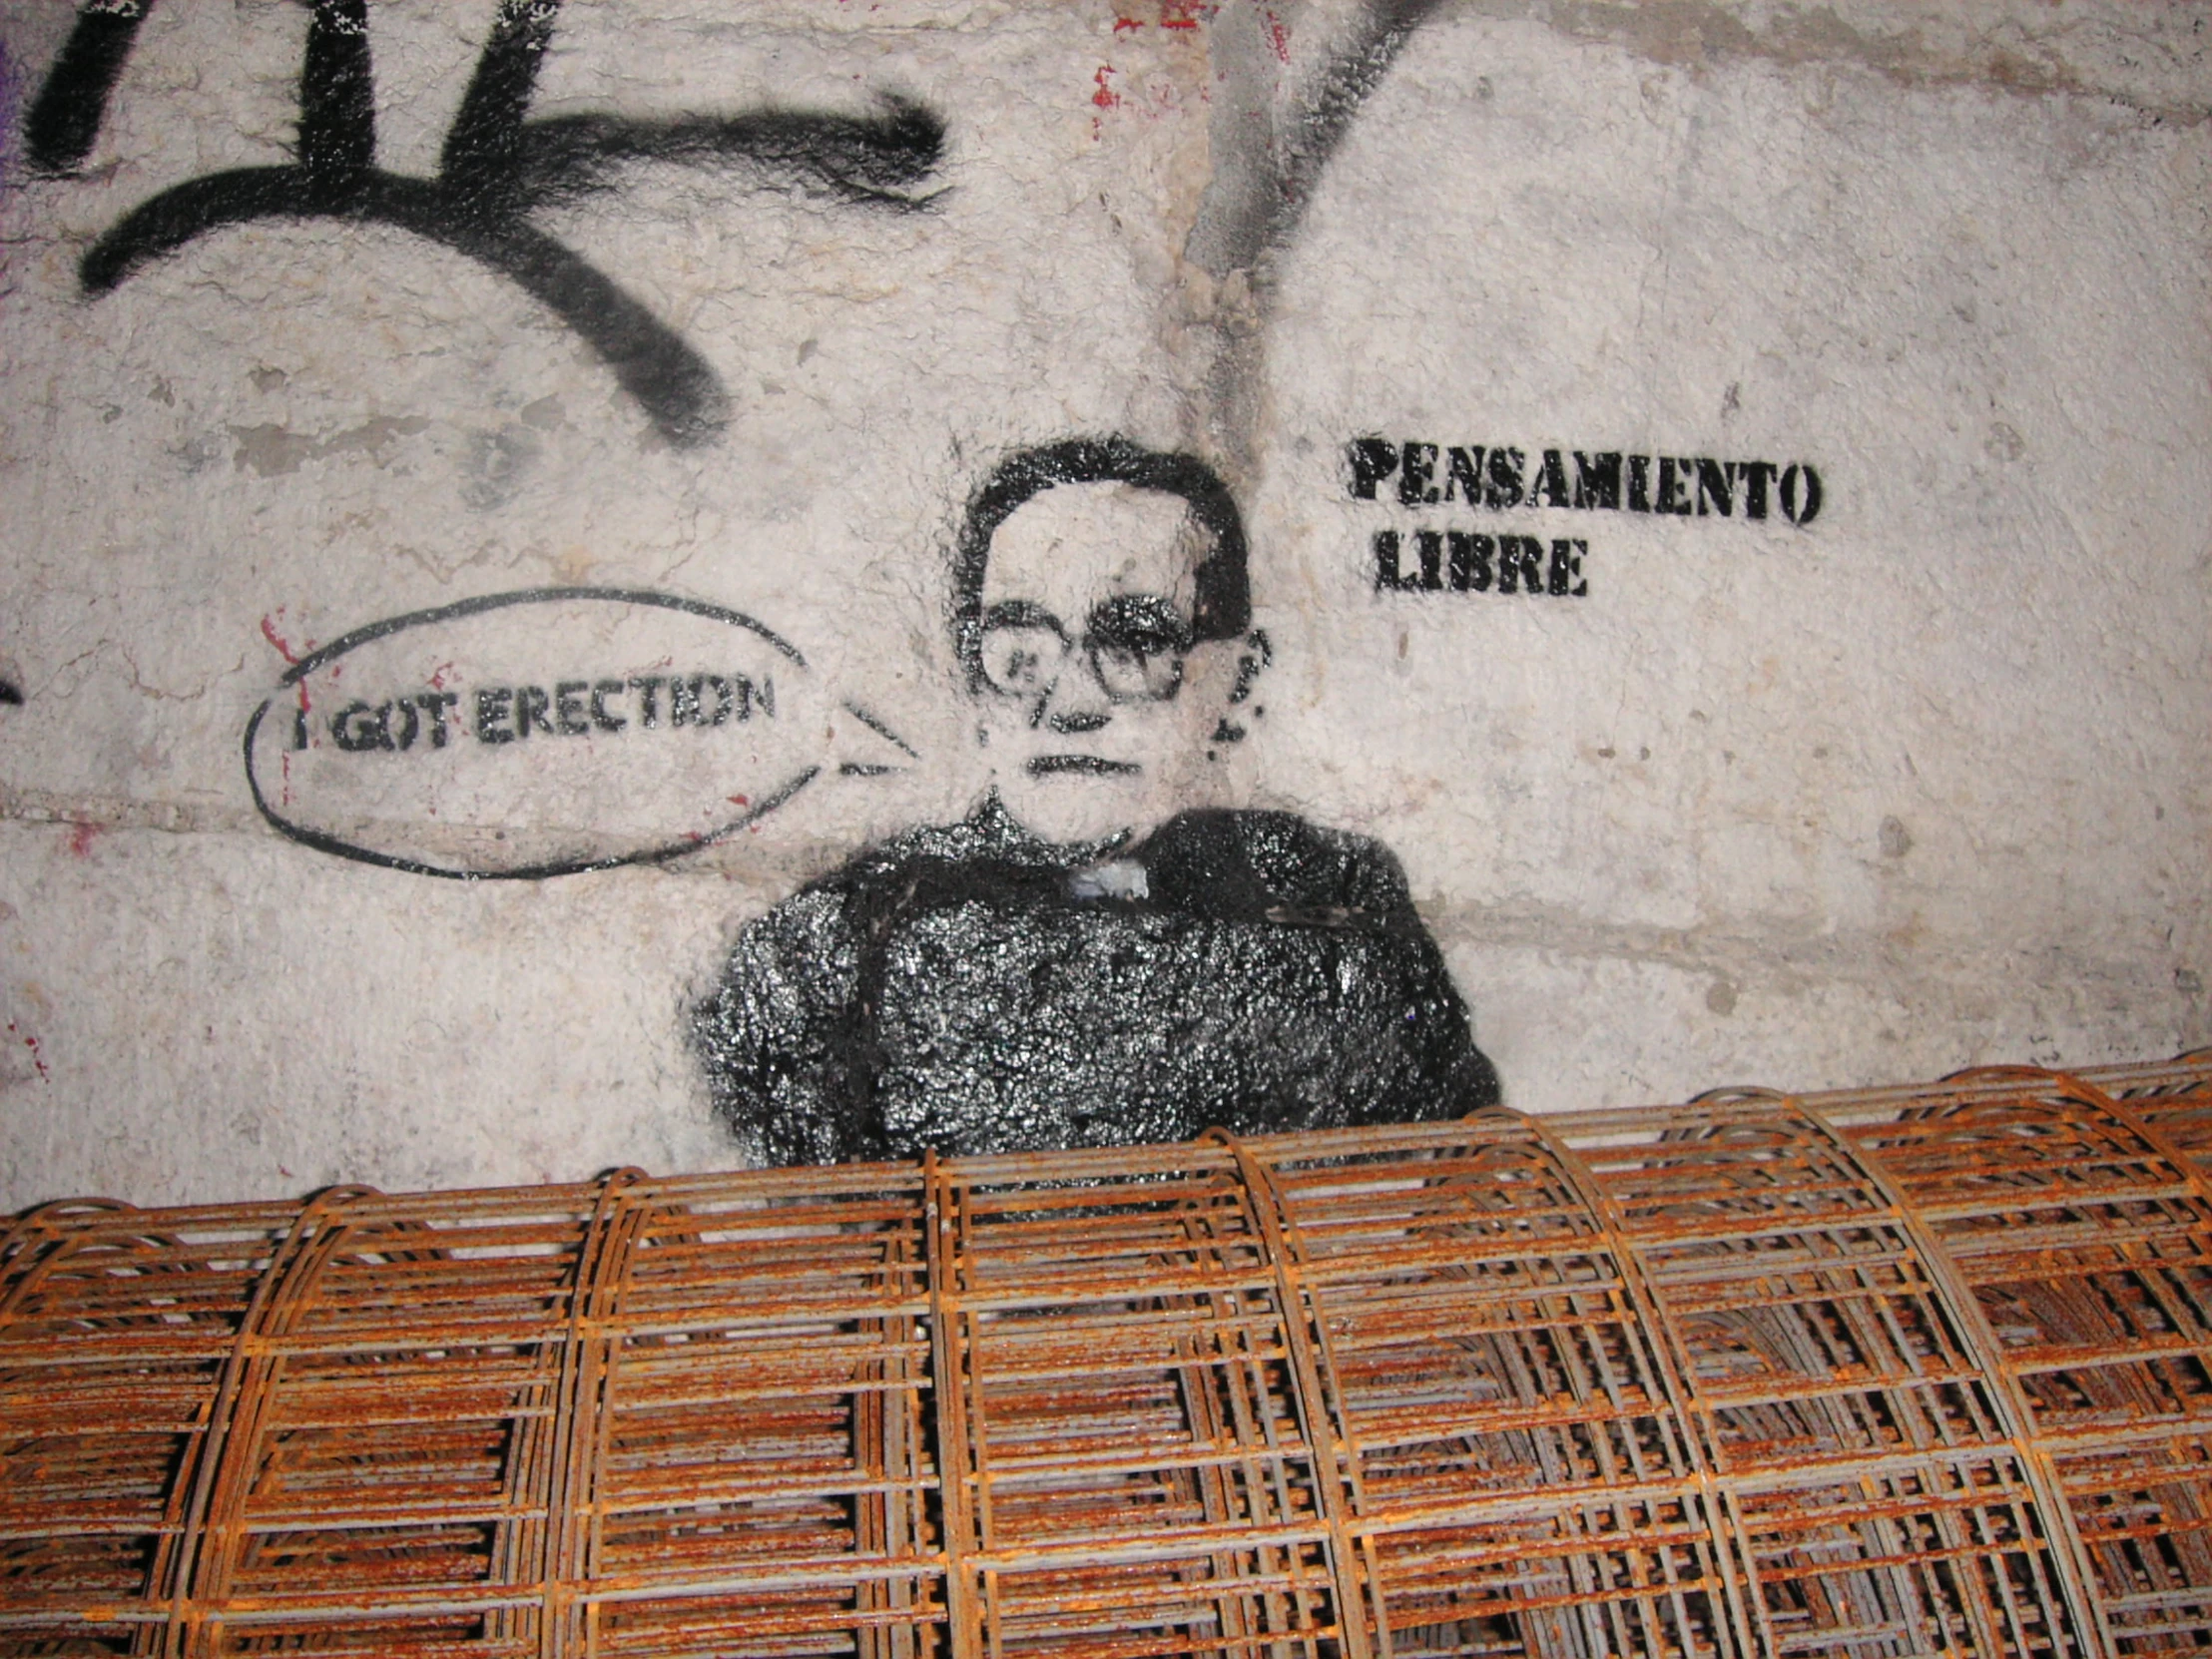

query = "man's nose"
[1031, 648, 1115, 732]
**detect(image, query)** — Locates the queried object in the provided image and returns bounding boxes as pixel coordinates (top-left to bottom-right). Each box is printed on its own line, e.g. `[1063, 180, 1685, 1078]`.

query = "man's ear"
[1209, 629, 1272, 750]
[1229, 630, 1271, 706]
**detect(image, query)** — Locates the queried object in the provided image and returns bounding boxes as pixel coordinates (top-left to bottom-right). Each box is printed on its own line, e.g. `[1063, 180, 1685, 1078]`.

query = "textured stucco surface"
[0, 0, 2205, 1210]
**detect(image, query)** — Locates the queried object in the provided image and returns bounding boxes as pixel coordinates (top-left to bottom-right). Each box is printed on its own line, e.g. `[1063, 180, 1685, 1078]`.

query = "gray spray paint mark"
[459, 424, 541, 510]
[1187, 0, 1445, 281]
[1184, 0, 1448, 474]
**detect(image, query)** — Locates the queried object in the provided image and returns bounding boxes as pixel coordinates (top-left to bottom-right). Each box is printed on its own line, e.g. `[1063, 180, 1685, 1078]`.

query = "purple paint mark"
[0, 38, 18, 188]
[0, 42, 16, 330]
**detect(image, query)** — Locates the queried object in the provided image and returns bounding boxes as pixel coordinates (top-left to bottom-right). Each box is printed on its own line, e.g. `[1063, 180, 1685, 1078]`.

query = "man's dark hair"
[951, 437, 1251, 688]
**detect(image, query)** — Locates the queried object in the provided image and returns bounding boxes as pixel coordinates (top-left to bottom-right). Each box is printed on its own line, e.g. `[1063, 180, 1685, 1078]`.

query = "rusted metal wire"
[5, 1052, 2212, 1657]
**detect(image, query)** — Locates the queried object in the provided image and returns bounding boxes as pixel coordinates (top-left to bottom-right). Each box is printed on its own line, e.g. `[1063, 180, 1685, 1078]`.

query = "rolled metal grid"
[1829, 1063, 2212, 1655]
[3, 1053, 2211, 1658]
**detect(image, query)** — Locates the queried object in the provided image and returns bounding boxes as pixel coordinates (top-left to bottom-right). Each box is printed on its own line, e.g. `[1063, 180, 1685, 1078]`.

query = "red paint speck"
[1113, 14, 1144, 31]
[7, 1023, 48, 1085]
[1158, 0, 1207, 29]
[1091, 64, 1124, 139]
[260, 612, 301, 665]
[66, 822, 100, 858]
[1264, 8, 1290, 62]
[728, 795, 750, 807]
[428, 660, 455, 691]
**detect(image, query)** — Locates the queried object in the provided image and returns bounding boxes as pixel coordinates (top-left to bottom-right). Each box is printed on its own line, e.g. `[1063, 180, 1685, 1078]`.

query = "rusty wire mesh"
[5, 1052, 2212, 1658]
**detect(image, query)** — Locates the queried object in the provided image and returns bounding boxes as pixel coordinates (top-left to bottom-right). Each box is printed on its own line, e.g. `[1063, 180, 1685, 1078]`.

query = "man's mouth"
[1027, 756, 1141, 777]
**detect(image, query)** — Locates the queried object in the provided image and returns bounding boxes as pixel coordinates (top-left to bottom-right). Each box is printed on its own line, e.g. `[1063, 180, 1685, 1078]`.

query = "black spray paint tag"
[245, 589, 914, 879]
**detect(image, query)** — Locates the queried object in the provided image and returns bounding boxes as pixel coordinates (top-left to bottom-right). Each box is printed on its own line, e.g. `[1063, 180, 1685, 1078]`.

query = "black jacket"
[693, 798, 1499, 1164]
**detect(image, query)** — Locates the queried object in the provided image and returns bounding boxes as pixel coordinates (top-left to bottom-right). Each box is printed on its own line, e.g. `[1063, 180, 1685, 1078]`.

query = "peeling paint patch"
[230, 416, 432, 478]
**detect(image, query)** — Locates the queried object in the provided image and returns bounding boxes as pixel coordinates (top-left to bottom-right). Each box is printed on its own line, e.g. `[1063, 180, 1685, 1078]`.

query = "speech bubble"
[245, 588, 915, 878]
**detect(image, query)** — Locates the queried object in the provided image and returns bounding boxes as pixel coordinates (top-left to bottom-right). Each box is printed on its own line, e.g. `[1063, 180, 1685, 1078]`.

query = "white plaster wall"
[1255, 6, 2212, 1109]
[0, 0, 2204, 1209]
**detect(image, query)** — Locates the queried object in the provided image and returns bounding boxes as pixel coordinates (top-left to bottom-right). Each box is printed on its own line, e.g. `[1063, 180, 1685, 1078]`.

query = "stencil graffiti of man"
[694, 437, 1499, 1165]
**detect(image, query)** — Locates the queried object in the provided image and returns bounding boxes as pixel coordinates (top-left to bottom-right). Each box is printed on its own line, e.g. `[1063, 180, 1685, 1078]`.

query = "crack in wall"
[1421, 892, 2208, 1007]
[1524, 0, 2210, 127]
[0, 786, 260, 837]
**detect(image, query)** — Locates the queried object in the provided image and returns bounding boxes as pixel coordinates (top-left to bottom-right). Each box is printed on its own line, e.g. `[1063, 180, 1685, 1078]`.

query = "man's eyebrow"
[33, 0, 945, 447]
[1091, 593, 1190, 625]
[981, 601, 1063, 632]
